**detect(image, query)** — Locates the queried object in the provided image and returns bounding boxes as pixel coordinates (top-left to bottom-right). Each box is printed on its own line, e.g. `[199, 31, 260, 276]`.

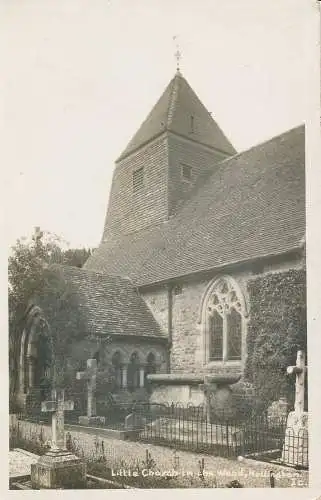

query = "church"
[17, 68, 306, 414]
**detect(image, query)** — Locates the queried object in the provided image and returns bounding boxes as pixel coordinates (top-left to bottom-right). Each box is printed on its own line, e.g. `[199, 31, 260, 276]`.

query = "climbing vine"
[244, 268, 307, 409]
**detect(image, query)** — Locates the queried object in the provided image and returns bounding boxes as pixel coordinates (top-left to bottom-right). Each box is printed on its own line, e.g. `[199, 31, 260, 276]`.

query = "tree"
[8, 228, 94, 409]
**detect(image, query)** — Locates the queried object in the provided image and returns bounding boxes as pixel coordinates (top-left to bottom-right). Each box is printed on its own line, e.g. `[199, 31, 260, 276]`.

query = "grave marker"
[76, 358, 105, 425]
[41, 388, 74, 450]
[31, 387, 86, 488]
[281, 350, 308, 468]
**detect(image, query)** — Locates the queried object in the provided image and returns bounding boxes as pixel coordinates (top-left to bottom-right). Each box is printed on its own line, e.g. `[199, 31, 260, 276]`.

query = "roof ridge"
[50, 263, 133, 284]
[213, 123, 305, 168]
[166, 74, 180, 128]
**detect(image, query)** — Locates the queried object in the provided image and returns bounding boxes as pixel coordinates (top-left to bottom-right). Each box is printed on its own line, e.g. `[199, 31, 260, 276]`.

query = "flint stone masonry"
[13, 420, 308, 487]
[141, 287, 169, 336]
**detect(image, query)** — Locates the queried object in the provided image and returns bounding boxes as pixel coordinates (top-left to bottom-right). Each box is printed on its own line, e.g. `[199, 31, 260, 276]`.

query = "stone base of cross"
[41, 388, 74, 451]
[281, 350, 308, 468]
[76, 358, 105, 426]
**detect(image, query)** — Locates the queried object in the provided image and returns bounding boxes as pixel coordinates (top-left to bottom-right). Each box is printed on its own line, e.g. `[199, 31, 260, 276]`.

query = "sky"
[2, 0, 314, 249]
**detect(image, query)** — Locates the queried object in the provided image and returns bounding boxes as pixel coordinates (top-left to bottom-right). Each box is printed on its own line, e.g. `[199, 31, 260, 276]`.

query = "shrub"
[245, 269, 307, 409]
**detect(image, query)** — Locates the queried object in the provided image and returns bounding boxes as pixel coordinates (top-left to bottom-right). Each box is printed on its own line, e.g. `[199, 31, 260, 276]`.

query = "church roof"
[50, 265, 165, 338]
[85, 125, 305, 286]
[117, 71, 236, 161]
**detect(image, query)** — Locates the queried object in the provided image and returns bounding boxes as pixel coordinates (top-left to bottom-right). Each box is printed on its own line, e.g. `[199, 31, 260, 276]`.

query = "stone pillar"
[139, 367, 145, 388]
[122, 365, 127, 389]
[27, 356, 35, 389]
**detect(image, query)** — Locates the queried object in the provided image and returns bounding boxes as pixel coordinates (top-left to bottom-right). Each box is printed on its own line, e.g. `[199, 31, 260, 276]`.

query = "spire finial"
[173, 35, 182, 73]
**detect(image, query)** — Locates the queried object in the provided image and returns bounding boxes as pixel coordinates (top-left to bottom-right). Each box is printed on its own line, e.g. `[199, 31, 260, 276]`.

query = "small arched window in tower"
[145, 352, 157, 387]
[127, 352, 140, 392]
[111, 351, 122, 390]
[206, 277, 245, 362]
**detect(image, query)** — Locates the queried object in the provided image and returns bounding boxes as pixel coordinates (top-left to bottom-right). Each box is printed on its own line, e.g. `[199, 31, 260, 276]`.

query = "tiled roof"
[85, 125, 305, 286]
[49, 265, 165, 338]
[117, 71, 236, 161]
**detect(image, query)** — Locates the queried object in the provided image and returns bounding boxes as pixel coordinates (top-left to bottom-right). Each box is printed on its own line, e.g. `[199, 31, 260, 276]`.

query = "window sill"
[205, 360, 242, 369]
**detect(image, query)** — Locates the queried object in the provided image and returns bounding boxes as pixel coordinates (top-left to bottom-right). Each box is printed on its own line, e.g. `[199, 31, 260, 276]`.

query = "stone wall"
[12, 419, 308, 487]
[141, 255, 304, 379]
[170, 269, 250, 376]
[141, 287, 169, 336]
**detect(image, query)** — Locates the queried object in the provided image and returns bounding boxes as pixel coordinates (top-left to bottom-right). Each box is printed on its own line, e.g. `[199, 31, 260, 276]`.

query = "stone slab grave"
[281, 350, 308, 468]
[76, 358, 106, 426]
[124, 412, 147, 431]
[30, 388, 86, 489]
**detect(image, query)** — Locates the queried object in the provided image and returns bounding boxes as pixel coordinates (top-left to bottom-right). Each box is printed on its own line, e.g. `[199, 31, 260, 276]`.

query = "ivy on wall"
[244, 268, 307, 409]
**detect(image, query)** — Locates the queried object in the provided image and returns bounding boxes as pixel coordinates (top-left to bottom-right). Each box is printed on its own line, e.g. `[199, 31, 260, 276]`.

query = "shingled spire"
[102, 72, 236, 242]
[118, 72, 236, 162]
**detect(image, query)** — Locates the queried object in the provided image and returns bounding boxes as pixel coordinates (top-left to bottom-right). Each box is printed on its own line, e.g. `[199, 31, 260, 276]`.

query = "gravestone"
[76, 358, 106, 426]
[281, 351, 308, 468]
[30, 389, 86, 489]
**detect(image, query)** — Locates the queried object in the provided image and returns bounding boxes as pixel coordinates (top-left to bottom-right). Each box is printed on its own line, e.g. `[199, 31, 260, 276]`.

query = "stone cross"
[287, 350, 307, 415]
[76, 358, 98, 418]
[41, 388, 74, 450]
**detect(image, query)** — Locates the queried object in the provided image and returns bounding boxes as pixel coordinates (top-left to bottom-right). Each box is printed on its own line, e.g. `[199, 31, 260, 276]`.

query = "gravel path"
[9, 449, 39, 478]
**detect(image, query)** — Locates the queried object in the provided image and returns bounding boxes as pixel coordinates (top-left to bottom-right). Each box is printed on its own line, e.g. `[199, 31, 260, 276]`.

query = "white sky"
[2, 0, 312, 249]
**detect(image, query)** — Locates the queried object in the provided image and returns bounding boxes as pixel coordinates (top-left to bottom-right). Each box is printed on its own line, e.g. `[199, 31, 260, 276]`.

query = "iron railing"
[14, 396, 308, 468]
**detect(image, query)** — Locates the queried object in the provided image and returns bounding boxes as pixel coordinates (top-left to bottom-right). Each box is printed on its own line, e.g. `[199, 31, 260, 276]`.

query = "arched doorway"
[18, 307, 53, 407]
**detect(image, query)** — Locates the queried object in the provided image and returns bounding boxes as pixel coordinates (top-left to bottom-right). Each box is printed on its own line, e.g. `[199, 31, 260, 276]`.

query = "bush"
[245, 269, 307, 409]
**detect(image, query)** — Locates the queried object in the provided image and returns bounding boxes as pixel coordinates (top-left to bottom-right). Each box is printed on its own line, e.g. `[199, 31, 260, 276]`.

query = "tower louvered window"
[133, 167, 144, 192]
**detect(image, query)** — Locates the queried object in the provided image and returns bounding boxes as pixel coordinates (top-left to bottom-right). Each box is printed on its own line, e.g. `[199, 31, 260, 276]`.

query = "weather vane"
[173, 35, 182, 73]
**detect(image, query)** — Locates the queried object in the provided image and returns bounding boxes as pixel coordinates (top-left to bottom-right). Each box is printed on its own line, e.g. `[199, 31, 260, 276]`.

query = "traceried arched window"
[205, 277, 245, 362]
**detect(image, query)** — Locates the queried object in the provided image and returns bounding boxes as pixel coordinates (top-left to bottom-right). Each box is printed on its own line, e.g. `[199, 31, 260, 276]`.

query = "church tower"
[102, 70, 236, 242]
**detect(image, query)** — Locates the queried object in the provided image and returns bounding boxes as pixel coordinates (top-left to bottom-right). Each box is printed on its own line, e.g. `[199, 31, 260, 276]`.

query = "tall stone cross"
[41, 388, 74, 450]
[76, 358, 98, 418]
[287, 350, 307, 415]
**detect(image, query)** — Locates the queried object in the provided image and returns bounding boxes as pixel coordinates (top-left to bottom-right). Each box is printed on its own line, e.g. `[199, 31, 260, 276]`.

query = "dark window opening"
[145, 352, 157, 388]
[133, 167, 144, 192]
[112, 351, 122, 390]
[190, 115, 194, 133]
[182, 164, 192, 181]
[227, 308, 242, 360]
[209, 311, 223, 361]
[127, 352, 140, 392]
[173, 284, 183, 295]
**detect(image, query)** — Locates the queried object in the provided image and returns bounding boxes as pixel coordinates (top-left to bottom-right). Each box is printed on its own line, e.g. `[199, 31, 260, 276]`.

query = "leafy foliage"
[244, 269, 307, 409]
[8, 229, 95, 407]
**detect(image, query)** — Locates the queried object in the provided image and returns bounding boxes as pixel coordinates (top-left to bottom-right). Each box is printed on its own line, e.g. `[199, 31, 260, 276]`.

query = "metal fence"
[14, 396, 308, 469]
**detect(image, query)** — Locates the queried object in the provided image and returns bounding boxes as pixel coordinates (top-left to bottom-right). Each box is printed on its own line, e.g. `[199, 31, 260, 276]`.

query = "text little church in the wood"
[17, 67, 306, 414]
